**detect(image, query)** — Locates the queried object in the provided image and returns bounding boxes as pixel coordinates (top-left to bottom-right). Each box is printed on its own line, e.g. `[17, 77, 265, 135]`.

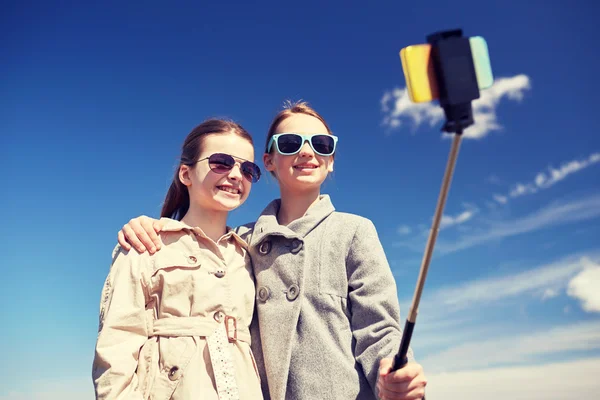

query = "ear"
[179, 165, 192, 187]
[327, 158, 334, 173]
[263, 153, 276, 172]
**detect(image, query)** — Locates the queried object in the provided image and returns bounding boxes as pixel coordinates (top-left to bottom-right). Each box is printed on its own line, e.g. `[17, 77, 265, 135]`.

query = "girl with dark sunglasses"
[116, 102, 427, 400]
[93, 119, 264, 400]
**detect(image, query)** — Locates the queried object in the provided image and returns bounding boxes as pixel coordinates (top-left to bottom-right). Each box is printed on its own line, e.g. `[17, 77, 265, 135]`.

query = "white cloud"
[381, 74, 531, 139]
[440, 204, 478, 229]
[541, 288, 559, 300]
[397, 224, 412, 235]
[420, 321, 600, 373]
[381, 88, 444, 133]
[440, 209, 476, 230]
[420, 253, 596, 311]
[396, 252, 600, 361]
[492, 194, 507, 204]
[567, 258, 600, 313]
[395, 194, 600, 254]
[394, 152, 600, 241]
[509, 182, 537, 197]
[486, 174, 502, 185]
[431, 194, 600, 255]
[508, 152, 600, 200]
[424, 357, 600, 400]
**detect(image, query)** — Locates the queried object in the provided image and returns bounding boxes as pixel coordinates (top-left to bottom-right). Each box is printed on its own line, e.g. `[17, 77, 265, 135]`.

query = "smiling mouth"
[294, 165, 318, 169]
[218, 186, 241, 195]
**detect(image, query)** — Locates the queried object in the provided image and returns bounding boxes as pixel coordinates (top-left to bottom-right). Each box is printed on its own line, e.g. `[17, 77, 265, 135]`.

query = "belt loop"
[225, 315, 237, 342]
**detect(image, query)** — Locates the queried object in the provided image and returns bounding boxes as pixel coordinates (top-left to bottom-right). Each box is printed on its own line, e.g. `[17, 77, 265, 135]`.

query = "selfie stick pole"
[392, 131, 462, 370]
[392, 29, 486, 371]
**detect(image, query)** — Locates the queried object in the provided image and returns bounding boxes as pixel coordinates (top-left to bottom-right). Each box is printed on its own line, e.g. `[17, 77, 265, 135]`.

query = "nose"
[227, 163, 243, 181]
[298, 140, 314, 157]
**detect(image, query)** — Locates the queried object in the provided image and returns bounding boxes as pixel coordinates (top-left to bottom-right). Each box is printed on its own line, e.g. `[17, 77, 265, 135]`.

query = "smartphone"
[399, 36, 493, 103]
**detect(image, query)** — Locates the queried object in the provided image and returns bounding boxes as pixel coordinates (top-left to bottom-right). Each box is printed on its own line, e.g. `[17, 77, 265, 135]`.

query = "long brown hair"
[161, 119, 254, 220]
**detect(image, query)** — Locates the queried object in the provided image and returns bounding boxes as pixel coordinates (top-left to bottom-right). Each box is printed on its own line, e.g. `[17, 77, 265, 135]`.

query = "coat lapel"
[252, 195, 336, 245]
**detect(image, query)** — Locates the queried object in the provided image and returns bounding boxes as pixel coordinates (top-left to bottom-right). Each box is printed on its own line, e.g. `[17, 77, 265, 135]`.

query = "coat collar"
[251, 194, 335, 245]
[159, 217, 248, 249]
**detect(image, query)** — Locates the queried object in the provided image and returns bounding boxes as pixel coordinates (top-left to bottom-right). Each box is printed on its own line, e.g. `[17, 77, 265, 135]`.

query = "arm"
[117, 216, 164, 254]
[92, 246, 150, 400]
[346, 219, 426, 400]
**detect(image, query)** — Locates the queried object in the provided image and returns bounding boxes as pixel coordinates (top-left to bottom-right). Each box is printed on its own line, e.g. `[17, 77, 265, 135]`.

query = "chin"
[214, 196, 246, 210]
[293, 175, 327, 186]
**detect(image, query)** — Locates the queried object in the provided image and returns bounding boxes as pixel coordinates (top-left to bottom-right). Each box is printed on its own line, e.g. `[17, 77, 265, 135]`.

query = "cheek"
[243, 183, 252, 198]
[275, 157, 294, 170]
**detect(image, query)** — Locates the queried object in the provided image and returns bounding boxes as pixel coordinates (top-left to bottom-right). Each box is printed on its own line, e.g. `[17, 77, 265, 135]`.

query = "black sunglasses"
[196, 153, 261, 183]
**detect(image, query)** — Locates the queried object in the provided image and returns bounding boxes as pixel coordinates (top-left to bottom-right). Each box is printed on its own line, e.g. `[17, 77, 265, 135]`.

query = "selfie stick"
[392, 29, 489, 371]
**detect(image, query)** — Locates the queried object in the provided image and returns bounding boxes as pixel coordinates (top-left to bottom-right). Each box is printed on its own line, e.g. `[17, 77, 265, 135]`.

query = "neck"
[277, 188, 321, 226]
[181, 205, 228, 242]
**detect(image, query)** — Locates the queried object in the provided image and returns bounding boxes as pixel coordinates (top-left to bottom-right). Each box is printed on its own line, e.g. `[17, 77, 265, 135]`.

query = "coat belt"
[150, 314, 251, 343]
[149, 314, 250, 400]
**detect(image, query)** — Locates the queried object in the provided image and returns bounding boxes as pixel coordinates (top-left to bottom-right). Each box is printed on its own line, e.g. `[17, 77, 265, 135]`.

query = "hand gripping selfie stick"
[392, 29, 494, 371]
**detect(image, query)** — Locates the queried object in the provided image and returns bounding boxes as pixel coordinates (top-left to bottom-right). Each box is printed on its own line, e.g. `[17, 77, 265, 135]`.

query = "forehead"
[200, 133, 254, 160]
[275, 113, 328, 134]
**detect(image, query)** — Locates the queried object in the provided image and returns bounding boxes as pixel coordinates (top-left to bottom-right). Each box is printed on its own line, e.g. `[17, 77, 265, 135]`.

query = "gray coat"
[237, 195, 413, 400]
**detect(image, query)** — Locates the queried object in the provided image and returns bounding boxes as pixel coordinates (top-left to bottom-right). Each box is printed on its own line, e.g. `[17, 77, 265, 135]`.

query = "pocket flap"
[151, 248, 202, 275]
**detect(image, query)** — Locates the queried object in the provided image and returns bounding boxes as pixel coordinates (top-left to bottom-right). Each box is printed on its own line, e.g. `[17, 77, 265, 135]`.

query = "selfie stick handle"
[392, 131, 462, 370]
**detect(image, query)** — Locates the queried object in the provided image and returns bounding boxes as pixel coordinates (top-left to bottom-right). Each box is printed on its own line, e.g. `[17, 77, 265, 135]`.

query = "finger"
[117, 230, 131, 251]
[153, 220, 165, 250]
[122, 224, 147, 253]
[153, 219, 165, 233]
[379, 377, 426, 395]
[378, 380, 411, 397]
[385, 363, 422, 383]
[398, 385, 426, 400]
[379, 358, 393, 376]
[139, 218, 160, 252]
[378, 382, 426, 400]
[130, 221, 157, 254]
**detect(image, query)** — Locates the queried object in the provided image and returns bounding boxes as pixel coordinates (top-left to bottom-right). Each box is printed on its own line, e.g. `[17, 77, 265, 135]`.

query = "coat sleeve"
[92, 245, 149, 400]
[346, 218, 415, 395]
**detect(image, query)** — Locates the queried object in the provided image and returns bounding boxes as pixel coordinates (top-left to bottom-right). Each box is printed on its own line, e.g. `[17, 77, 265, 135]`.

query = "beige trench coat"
[92, 218, 263, 400]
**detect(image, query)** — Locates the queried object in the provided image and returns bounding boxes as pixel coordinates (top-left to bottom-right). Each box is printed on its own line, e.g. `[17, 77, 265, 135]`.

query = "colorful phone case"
[399, 37, 493, 103]
[400, 44, 438, 103]
[469, 36, 493, 90]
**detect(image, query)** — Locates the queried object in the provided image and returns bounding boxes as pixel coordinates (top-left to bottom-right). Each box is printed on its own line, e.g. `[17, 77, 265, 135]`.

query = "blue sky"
[2, 1, 599, 398]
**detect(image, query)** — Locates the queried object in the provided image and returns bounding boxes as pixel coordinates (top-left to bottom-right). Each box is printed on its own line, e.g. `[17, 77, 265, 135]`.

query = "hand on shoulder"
[117, 215, 164, 254]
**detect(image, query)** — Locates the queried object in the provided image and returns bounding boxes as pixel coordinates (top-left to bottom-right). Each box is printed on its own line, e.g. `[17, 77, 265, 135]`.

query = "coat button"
[214, 311, 225, 323]
[168, 366, 181, 381]
[258, 240, 271, 255]
[188, 256, 197, 264]
[214, 269, 226, 278]
[286, 284, 300, 301]
[290, 239, 303, 254]
[257, 286, 270, 302]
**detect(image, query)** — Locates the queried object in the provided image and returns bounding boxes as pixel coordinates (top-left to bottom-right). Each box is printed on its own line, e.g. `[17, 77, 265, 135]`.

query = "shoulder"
[315, 212, 379, 250]
[328, 211, 376, 232]
[328, 212, 385, 256]
[110, 243, 153, 269]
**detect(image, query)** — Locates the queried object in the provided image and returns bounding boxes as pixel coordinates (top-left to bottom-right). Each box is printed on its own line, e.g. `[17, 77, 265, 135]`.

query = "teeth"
[219, 186, 240, 194]
[295, 165, 317, 169]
